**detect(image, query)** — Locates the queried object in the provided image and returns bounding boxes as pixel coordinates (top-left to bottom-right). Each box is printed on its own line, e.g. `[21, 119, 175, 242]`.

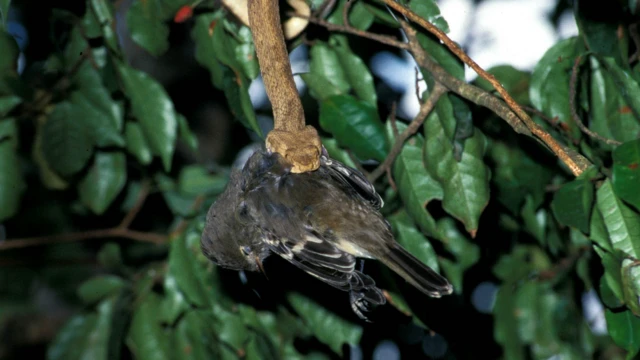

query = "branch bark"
[383, 0, 592, 176]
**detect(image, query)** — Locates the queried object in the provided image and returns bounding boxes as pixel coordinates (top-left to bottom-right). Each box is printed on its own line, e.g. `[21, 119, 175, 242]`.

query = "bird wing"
[320, 152, 384, 210]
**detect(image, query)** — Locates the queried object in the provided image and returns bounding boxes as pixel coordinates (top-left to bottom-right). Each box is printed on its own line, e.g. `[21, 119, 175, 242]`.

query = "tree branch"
[368, 82, 447, 182]
[382, 0, 591, 176]
[0, 180, 167, 251]
[569, 55, 621, 146]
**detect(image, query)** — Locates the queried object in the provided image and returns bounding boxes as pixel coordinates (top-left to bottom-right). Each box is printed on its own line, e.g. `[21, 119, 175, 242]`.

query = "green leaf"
[389, 211, 440, 272]
[78, 151, 127, 215]
[47, 314, 98, 360]
[192, 13, 225, 88]
[605, 309, 640, 358]
[211, 305, 250, 350]
[127, 293, 171, 360]
[416, 34, 463, 81]
[613, 139, 640, 211]
[0, 0, 10, 29]
[600, 57, 640, 121]
[124, 122, 152, 165]
[590, 57, 640, 143]
[42, 102, 95, 176]
[177, 113, 199, 152]
[576, 7, 624, 65]
[409, 0, 450, 33]
[70, 63, 124, 147]
[0, 95, 20, 116]
[423, 97, 490, 237]
[162, 269, 191, 325]
[233, 26, 260, 80]
[127, 0, 170, 56]
[331, 37, 377, 106]
[47, 297, 117, 360]
[522, 195, 547, 246]
[166, 232, 209, 307]
[493, 287, 525, 360]
[77, 275, 126, 305]
[287, 292, 362, 355]
[530, 37, 580, 140]
[89, 0, 121, 54]
[97, 242, 124, 270]
[0, 30, 18, 93]
[596, 180, 640, 259]
[321, 137, 357, 169]
[0, 118, 23, 221]
[173, 310, 220, 359]
[594, 246, 625, 303]
[388, 122, 442, 238]
[436, 217, 480, 292]
[621, 258, 640, 315]
[474, 65, 531, 105]
[551, 178, 594, 233]
[116, 62, 178, 171]
[319, 94, 387, 161]
[178, 165, 228, 196]
[327, 0, 375, 30]
[307, 43, 350, 97]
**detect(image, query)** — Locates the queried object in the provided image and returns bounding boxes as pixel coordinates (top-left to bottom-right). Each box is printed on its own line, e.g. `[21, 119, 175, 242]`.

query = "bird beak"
[255, 255, 268, 279]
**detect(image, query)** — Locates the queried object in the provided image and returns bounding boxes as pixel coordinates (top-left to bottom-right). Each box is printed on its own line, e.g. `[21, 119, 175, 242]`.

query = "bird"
[201, 147, 453, 319]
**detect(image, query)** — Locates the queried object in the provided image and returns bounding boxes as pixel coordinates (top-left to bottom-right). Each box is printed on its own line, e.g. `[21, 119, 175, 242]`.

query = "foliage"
[1, 0, 640, 359]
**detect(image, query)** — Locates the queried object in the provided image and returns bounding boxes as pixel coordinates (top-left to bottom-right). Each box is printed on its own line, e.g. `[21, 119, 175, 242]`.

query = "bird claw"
[349, 291, 373, 322]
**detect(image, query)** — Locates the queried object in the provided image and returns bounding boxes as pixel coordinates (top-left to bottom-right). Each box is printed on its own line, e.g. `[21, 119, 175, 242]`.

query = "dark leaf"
[117, 62, 178, 171]
[287, 292, 362, 355]
[78, 151, 127, 215]
[319, 94, 387, 161]
[551, 178, 594, 233]
[613, 139, 640, 211]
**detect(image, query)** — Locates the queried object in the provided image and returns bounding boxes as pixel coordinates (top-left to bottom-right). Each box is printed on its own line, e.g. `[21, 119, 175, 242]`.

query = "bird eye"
[240, 246, 252, 256]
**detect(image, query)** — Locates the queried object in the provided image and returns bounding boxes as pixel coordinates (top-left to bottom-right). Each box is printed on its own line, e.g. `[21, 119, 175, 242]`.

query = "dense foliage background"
[1, 0, 640, 358]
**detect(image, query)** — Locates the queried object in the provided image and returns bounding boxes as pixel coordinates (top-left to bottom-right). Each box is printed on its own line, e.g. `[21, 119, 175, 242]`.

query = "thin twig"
[119, 180, 151, 229]
[384, 1, 591, 176]
[536, 246, 590, 281]
[368, 82, 447, 182]
[569, 55, 622, 146]
[1, 180, 168, 251]
[289, 12, 409, 50]
[0, 228, 167, 251]
[342, 0, 353, 28]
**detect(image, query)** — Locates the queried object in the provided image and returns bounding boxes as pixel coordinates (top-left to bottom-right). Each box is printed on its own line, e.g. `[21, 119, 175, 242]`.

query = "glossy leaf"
[42, 102, 95, 176]
[78, 151, 127, 215]
[388, 122, 442, 238]
[613, 139, 640, 211]
[173, 310, 220, 359]
[0, 95, 20, 116]
[319, 94, 387, 161]
[127, 0, 170, 56]
[530, 37, 580, 140]
[0, 118, 23, 221]
[332, 38, 377, 105]
[600, 57, 640, 121]
[177, 113, 199, 152]
[327, 0, 375, 30]
[178, 165, 227, 196]
[590, 57, 640, 143]
[124, 122, 152, 165]
[192, 13, 225, 88]
[116, 62, 178, 171]
[423, 97, 490, 237]
[605, 309, 640, 358]
[389, 211, 440, 272]
[307, 43, 350, 98]
[596, 180, 640, 259]
[127, 293, 171, 360]
[474, 65, 531, 105]
[409, 0, 450, 33]
[436, 217, 480, 292]
[288, 292, 362, 355]
[70, 63, 124, 147]
[551, 178, 594, 233]
[47, 314, 98, 360]
[167, 231, 209, 307]
[77, 275, 126, 305]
